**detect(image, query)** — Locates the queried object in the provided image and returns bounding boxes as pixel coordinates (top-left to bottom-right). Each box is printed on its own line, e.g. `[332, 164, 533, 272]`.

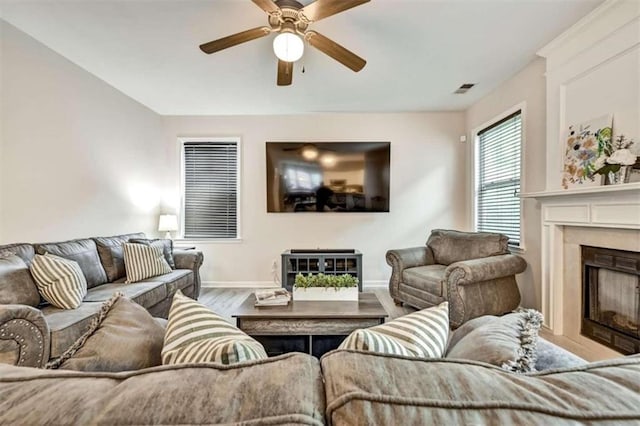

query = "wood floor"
[198, 287, 416, 324]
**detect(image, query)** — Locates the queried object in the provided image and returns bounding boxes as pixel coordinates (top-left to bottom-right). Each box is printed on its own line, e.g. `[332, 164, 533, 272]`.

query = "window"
[182, 139, 239, 239]
[476, 111, 522, 247]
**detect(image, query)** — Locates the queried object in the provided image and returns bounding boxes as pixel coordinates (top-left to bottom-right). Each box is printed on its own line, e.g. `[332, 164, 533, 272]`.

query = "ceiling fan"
[199, 0, 370, 86]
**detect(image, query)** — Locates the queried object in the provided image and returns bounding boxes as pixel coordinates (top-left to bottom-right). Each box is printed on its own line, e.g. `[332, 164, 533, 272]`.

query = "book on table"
[254, 289, 291, 306]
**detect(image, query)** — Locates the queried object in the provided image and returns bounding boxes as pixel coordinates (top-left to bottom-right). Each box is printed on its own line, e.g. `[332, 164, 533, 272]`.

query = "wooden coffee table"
[232, 293, 388, 357]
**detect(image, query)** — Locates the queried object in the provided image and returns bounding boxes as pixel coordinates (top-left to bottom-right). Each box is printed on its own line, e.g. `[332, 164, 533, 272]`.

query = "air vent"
[454, 83, 475, 94]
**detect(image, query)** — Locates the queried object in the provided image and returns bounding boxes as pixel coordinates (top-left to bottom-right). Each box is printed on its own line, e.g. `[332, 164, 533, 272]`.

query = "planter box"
[292, 287, 359, 302]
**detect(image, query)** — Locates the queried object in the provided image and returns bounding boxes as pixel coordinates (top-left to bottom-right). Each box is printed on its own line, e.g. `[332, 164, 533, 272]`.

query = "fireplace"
[582, 246, 640, 355]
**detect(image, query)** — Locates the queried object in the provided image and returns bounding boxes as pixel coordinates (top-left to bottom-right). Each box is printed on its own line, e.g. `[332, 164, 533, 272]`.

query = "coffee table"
[232, 292, 388, 357]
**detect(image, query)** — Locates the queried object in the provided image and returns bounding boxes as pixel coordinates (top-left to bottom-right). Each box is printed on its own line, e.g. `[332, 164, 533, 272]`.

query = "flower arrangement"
[294, 273, 358, 289]
[593, 135, 637, 184]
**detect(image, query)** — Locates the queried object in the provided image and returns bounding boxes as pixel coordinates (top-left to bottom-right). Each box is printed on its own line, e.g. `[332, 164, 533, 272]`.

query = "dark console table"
[281, 249, 363, 292]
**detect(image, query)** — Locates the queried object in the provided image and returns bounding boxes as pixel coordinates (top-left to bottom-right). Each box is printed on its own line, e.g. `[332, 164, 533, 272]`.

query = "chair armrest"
[0, 304, 50, 368]
[444, 254, 527, 286]
[173, 250, 204, 299]
[385, 246, 435, 298]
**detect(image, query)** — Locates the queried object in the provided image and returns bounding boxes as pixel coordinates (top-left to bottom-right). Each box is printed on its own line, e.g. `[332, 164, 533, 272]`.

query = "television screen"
[266, 142, 390, 213]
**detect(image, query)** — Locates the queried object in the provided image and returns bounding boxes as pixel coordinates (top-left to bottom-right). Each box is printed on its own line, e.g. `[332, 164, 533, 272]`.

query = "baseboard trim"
[202, 280, 388, 289]
[363, 280, 388, 289]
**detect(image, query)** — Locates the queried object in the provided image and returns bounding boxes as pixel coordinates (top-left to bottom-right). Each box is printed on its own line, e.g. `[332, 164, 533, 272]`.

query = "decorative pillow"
[46, 293, 165, 372]
[339, 302, 449, 358]
[130, 238, 175, 269]
[0, 253, 41, 307]
[162, 290, 268, 365]
[445, 309, 543, 373]
[93, 233, 145, 282]
[30, 254, 87, 309]
[122, 243, 172, 283]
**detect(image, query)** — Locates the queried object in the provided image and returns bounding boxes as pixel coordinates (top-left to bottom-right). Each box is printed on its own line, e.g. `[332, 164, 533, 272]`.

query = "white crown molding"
[537, 0, 622, 58]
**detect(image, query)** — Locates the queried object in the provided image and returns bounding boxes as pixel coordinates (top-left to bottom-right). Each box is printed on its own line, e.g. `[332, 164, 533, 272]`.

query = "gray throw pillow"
[47, 293, 165, 372]
[130, 238, 175, 269]
[0, 253, 41, 307]
[445, 309, 543, 373]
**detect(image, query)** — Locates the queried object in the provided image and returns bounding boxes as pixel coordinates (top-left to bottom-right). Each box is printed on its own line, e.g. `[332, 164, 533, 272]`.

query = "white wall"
[465, 58, 547, 310]
[162, 113, 467, 286]
[540, 0, 640, 190]
[0, 21, 165, 243]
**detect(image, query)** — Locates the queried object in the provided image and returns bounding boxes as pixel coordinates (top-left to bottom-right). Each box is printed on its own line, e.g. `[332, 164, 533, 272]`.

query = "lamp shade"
[158, 214, 178, 232]
[273, 32, 304, 62]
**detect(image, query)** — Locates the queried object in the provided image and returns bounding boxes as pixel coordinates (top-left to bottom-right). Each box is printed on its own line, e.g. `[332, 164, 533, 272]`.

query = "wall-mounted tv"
[266, 142, 390, 213]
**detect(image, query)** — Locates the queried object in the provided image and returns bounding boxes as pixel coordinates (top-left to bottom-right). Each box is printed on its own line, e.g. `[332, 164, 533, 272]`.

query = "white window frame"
[470, 102, 526, 253]
[178, 136, 242, 243]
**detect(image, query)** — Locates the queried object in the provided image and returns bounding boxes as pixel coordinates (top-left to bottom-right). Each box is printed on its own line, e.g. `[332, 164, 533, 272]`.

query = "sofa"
[386, 229, 527, 328]
[0, 233, 203, 367]
[0, 340, 638, 425]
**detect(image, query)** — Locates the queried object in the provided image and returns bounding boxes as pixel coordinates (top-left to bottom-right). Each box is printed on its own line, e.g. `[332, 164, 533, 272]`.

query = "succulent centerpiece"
[293, 273, 359, 301]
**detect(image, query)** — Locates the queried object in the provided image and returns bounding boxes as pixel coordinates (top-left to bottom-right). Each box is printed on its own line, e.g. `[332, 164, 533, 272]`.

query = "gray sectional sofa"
[0, 348, 638, 425]
[0, 233, 203, 367]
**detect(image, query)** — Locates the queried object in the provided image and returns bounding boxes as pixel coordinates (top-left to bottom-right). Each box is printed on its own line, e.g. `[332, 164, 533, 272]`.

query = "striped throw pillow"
[162, 290, 268, 365]
[339, 302, 450, 358]
[30, 254, 87, 310]
[122, 243, 172, 283]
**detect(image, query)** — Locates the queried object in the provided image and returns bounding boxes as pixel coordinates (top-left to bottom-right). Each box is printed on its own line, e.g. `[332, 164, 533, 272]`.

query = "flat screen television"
[266, 142, 390, 213]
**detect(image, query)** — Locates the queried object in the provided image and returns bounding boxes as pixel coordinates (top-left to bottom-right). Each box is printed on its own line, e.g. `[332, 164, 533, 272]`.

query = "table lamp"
[158, 214, 178, 239]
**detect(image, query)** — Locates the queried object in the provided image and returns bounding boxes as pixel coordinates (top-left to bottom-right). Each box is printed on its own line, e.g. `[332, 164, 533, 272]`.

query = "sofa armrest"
[444, 254, 526, 285]
[173, 250, 204, 299]
[385, 246, 435, 299]
[0, 304, 50, 368]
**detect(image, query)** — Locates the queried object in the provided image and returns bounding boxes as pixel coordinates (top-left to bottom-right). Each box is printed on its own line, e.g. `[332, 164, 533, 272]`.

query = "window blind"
[183, 141, 238, 239]
[477, 111, 522, 246]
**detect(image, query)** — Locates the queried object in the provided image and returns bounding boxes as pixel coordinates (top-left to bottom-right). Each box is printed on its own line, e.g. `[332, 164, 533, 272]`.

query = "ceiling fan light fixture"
[273, 32, 304, 62]
[301, 144, 319, 160]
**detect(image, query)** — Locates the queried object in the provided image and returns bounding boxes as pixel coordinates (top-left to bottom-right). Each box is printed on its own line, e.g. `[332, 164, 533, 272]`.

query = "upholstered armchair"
[386, 229, 527, 329]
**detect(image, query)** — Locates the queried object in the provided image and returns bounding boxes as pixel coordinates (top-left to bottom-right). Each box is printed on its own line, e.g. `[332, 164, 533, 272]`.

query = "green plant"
[294, 273, 358, 290]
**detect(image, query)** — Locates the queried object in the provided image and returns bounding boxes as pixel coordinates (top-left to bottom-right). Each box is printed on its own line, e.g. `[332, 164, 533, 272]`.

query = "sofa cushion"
[130, 238, 175, 269]
[0, 254, 40, 307]
[162, 291, 268, 365]
[123, 243, 172, 283]
[446, 309, 543, 373]
[321, 350, 640, 425]
[0, 243, 36, 266]
[35, 239, 107, 289]
[339, 302, 449, 359]
[84, 281, 167, 309]
[30, 254, 87, 310]
[139, 269, 193, 295]
[427, 229, 509, 266]
[48, 294, 165, 372]
[0, 353, 325, 426]
[402, 265, 446, 297]
[42, 302, 104, 358]
[93, 233, 145, 282]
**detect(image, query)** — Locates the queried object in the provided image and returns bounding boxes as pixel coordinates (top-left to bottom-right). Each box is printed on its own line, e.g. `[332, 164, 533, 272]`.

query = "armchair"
[386, 229, 526, 328]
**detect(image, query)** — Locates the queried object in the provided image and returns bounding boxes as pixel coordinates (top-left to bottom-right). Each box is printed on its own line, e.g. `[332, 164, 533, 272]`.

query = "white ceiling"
[0, 0, 602, 115]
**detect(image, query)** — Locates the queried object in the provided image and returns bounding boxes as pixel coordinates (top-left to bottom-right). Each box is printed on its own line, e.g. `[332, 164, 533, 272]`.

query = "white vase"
[292, 287, 359, 301]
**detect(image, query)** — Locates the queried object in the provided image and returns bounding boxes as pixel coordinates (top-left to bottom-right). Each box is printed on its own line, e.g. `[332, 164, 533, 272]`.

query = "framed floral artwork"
[562, 115, 613, 189]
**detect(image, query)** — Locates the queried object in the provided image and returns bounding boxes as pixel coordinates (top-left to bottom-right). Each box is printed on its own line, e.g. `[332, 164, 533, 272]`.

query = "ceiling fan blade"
[199, 27, 271, 54]
[305, 31, 366, 72]
[251, 0, 280, 14]
[277, 60, 293, 86]
[300, 0, 370, 22]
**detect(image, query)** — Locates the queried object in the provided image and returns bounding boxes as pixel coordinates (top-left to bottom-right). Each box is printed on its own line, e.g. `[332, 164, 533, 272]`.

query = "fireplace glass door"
[588, 268, 639, 338]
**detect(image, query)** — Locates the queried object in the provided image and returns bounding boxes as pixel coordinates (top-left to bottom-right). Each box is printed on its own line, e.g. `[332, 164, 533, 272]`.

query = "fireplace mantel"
[522, 183, 640, 200]
[526, 182, 640, 354]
